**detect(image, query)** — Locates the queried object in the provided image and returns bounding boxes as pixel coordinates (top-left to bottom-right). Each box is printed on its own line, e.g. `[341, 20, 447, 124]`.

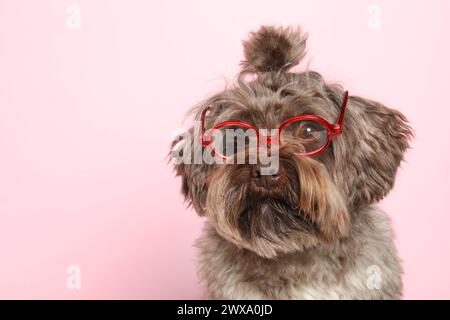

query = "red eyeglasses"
[200, 91, 349, 159]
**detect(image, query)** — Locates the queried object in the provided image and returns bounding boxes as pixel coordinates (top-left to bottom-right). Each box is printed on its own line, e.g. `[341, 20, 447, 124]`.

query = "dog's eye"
[280, 120, 329, 153]
[298, 122, 322, 139]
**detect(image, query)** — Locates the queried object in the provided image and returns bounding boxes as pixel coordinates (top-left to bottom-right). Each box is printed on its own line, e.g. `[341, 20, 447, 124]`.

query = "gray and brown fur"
[171, 26, 413, 299]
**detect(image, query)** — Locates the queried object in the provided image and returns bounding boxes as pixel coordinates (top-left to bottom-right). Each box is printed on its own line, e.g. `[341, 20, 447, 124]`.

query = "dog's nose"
[251, 165, 280, 188]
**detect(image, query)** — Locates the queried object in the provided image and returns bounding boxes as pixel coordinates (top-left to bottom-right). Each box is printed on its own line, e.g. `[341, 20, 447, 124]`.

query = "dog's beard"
[206, 155, 350, 258]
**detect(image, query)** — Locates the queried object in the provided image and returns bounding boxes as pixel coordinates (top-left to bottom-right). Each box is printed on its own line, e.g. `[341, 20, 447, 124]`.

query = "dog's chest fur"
[196, 206, 402, 299]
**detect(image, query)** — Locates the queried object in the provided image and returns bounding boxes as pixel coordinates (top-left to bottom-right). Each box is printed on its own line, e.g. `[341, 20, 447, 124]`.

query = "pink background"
[0, 0, 449, 299]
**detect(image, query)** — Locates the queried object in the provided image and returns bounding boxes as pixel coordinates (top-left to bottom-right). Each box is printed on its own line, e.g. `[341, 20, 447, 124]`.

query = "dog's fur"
[171, 26, 413, 299]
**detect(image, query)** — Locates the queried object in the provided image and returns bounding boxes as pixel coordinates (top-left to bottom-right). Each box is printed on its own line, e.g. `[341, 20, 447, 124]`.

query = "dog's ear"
[240, 25, 307, 75]
[169, 128, 208, 216]
[329, 90, 414, 209]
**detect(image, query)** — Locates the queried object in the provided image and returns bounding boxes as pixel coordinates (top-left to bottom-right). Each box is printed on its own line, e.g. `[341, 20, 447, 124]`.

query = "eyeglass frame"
[199, 91, 349, 159]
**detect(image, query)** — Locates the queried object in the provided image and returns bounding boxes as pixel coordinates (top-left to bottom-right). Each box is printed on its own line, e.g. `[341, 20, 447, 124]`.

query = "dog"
[170, 26, 413, 299]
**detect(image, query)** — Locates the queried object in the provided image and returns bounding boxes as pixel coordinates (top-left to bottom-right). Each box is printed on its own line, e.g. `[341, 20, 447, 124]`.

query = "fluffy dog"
[171, 26, 413, 299]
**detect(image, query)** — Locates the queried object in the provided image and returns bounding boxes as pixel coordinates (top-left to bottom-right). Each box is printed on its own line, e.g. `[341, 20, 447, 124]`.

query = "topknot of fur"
[241, 25, 308, 74]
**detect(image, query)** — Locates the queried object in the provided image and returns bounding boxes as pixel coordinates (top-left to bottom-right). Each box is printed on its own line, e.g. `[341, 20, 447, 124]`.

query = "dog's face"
[171, 26, 412, 258]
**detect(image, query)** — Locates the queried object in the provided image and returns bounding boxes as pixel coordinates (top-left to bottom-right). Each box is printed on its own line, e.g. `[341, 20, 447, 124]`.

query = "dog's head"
[171, 26, 413, 258]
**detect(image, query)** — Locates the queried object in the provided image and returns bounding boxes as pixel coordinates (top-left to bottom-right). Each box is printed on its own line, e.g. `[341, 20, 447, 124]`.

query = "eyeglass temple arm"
[333, 90, 349, 135]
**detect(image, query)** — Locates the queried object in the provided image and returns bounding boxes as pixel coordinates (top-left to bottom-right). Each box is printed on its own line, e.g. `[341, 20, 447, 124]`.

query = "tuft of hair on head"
[240, 25, 308, 74]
